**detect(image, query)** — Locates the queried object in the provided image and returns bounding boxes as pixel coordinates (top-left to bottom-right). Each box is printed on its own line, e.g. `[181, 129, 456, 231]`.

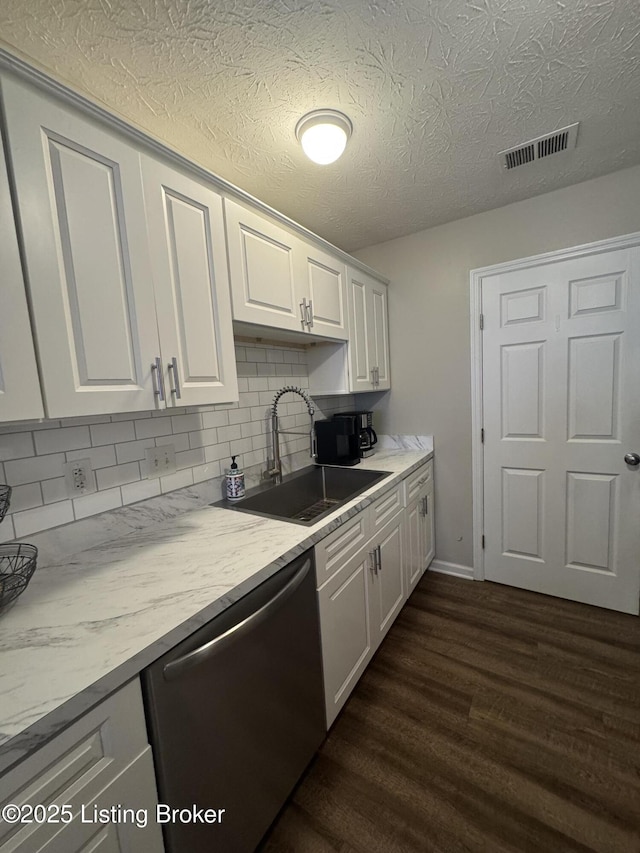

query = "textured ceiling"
[0, 1, 639, 252]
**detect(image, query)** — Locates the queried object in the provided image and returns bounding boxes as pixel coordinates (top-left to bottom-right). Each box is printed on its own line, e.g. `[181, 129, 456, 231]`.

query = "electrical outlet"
[144, 444, 176, 478]
[64, 459, 96, 496]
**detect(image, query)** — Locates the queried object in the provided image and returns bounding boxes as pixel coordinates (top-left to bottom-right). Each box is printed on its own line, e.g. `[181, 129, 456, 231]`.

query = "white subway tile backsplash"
[192, 461, 221, 483]
[247, 347, 267, 363]
[67, 445, 117, 469]
[73, 488, 122, 520]
[0, 341, 360, 540]
[156, 433, 190, 453]
[236, 362, 258, 377]
[90, 421, 135, 447]
[135, 417, 173, 440]
[176, 448, 206, 469]
[115, 438, 156, 465]
[14, 500, 74, 537]
[171, 413, 202, 434]
[96, 462, 141, 491]
[205, 443, 231, 463]
[5, 454, 65, 486]
[217, 425, 242, 443]
[0, 514, 15, 543]
[201, 410, 229, 429]
[189, 428, 217, 449]
[160, 468, 193, 493]
[42, 477, 68, 505]
[0, 432, 35, 461]
[228, 408, 252, 426]
[35, 426, 91, 455]
[121, 478, 161, 505]
[9, 482, 43, 513]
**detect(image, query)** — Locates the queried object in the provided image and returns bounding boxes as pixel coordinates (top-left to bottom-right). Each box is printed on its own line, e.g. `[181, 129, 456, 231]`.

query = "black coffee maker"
[314, 417, 361, 466]
[332, 411, 377, 458]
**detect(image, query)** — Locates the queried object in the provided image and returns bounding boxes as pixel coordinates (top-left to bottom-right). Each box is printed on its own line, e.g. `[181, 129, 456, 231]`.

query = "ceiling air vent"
[499, 123, 579, 170]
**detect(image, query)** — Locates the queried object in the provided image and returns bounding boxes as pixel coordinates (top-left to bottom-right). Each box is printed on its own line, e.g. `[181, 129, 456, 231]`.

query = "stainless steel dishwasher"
[143, 549, 325, 853]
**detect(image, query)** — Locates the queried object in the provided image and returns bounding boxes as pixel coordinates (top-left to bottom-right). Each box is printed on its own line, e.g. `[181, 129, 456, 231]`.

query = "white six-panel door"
[482, 246, 640, 614]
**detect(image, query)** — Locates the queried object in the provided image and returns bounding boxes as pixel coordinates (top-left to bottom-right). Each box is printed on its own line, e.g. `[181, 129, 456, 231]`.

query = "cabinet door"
[317, 549, 373, 728]
[405, 497, 423, 595]
[302, 242, 348, 340]
[405, 483, 435, 595]
[369, 280, 391, 389]
[424, 482, 435, 569]
[370, 512, 404, 646]
[141, 157, 238, 406]
[1, 77, 160, 417]
[225, 199, 307, 333]
[347, 269, 375, 390]
[0, 135, 44, 421]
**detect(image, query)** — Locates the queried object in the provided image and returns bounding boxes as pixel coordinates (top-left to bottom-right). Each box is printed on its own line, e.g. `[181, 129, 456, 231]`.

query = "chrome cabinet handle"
[624, 452, 640, 466]
[420, 495, 428, 516]
[306, 300, 314, 328]
[300, 299, 307, 327]
[369, 550, 377, 574]
[370, 368, 376, 387]
[375, 545, 382, 572]
[168, 356, 182, 399]
[151, 357, 165, 402]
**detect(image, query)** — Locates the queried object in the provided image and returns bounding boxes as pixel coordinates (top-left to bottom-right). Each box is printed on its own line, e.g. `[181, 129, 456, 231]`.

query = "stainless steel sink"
[213, 465, 390, 526]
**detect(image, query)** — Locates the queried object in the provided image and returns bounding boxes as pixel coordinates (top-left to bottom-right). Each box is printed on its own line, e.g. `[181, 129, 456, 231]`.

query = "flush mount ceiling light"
[295, 109, 353, 165]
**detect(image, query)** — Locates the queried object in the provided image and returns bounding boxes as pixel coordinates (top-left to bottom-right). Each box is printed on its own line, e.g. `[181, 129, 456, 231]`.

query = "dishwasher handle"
[163, 556, 311, 682]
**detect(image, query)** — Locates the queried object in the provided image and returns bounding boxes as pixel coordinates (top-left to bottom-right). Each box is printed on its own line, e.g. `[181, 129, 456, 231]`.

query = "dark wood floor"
[260, 571, 640, 853]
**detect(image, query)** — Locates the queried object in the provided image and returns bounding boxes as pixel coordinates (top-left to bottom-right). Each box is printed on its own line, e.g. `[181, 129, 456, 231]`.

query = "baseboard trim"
[429, 560, 474, 580]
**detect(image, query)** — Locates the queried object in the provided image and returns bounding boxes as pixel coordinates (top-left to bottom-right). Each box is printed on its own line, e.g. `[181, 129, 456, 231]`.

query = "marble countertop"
[0, 444, 432, 775]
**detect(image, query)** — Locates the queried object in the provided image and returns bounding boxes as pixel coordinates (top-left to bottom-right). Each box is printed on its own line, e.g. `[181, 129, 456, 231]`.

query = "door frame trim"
[470, 230, 640, 581]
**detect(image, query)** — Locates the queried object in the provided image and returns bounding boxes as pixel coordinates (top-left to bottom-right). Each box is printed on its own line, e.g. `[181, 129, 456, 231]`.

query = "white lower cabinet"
[317, 548, 373, 728]
[0, 680, 164, 853]
[369, 513, 405, 647]
[316, 461, 433, 728]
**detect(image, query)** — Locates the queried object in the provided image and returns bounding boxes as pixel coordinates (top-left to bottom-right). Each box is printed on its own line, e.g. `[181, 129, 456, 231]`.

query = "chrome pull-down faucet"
[265, 385, 315, 484]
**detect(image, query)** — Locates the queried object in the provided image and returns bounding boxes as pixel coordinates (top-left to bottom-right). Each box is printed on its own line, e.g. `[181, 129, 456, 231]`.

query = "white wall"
[354, 164, 640, 570]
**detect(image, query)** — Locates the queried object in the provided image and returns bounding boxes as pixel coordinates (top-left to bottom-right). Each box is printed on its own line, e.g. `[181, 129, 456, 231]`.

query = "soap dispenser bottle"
[225, 456, 245, 501]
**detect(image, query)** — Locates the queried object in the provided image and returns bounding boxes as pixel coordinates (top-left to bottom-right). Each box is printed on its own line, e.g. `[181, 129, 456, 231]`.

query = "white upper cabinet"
[141, 157, 238, 406]
[225, 199, 304, 332]
[347, 267, 391, 391]
[0, 133, 44, 422]
[1, 76, 160, 417]
[301, 244, 348, 340]
[0, 76, 238, 418]
[224, 199, 348, 340]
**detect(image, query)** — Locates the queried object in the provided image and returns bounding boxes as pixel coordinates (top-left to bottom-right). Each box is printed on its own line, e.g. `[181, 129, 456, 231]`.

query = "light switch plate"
[144, 444, 176, 478]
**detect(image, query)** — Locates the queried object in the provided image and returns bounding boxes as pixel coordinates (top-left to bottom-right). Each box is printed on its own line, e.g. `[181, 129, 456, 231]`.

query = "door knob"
[624, 452, 640, 466]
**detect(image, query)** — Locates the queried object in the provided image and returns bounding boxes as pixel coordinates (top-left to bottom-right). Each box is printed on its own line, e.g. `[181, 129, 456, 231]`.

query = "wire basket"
[0, 543, 38, 615]
[0, 485, 11, 524]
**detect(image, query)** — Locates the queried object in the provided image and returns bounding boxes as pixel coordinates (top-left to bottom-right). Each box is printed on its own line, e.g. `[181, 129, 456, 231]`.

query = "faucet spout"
[266, 386, 316, 484]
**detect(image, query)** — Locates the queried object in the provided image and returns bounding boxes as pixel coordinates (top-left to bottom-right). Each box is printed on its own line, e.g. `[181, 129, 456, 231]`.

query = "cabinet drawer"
[0, 680, 150, 852]
[370, 483, 403, 532]
[403, 461, 433, 506]
[315, 511, 370, 587]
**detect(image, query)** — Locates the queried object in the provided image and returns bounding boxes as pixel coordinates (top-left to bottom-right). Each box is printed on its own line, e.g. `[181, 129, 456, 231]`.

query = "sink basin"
[214, 465, 390, 526]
